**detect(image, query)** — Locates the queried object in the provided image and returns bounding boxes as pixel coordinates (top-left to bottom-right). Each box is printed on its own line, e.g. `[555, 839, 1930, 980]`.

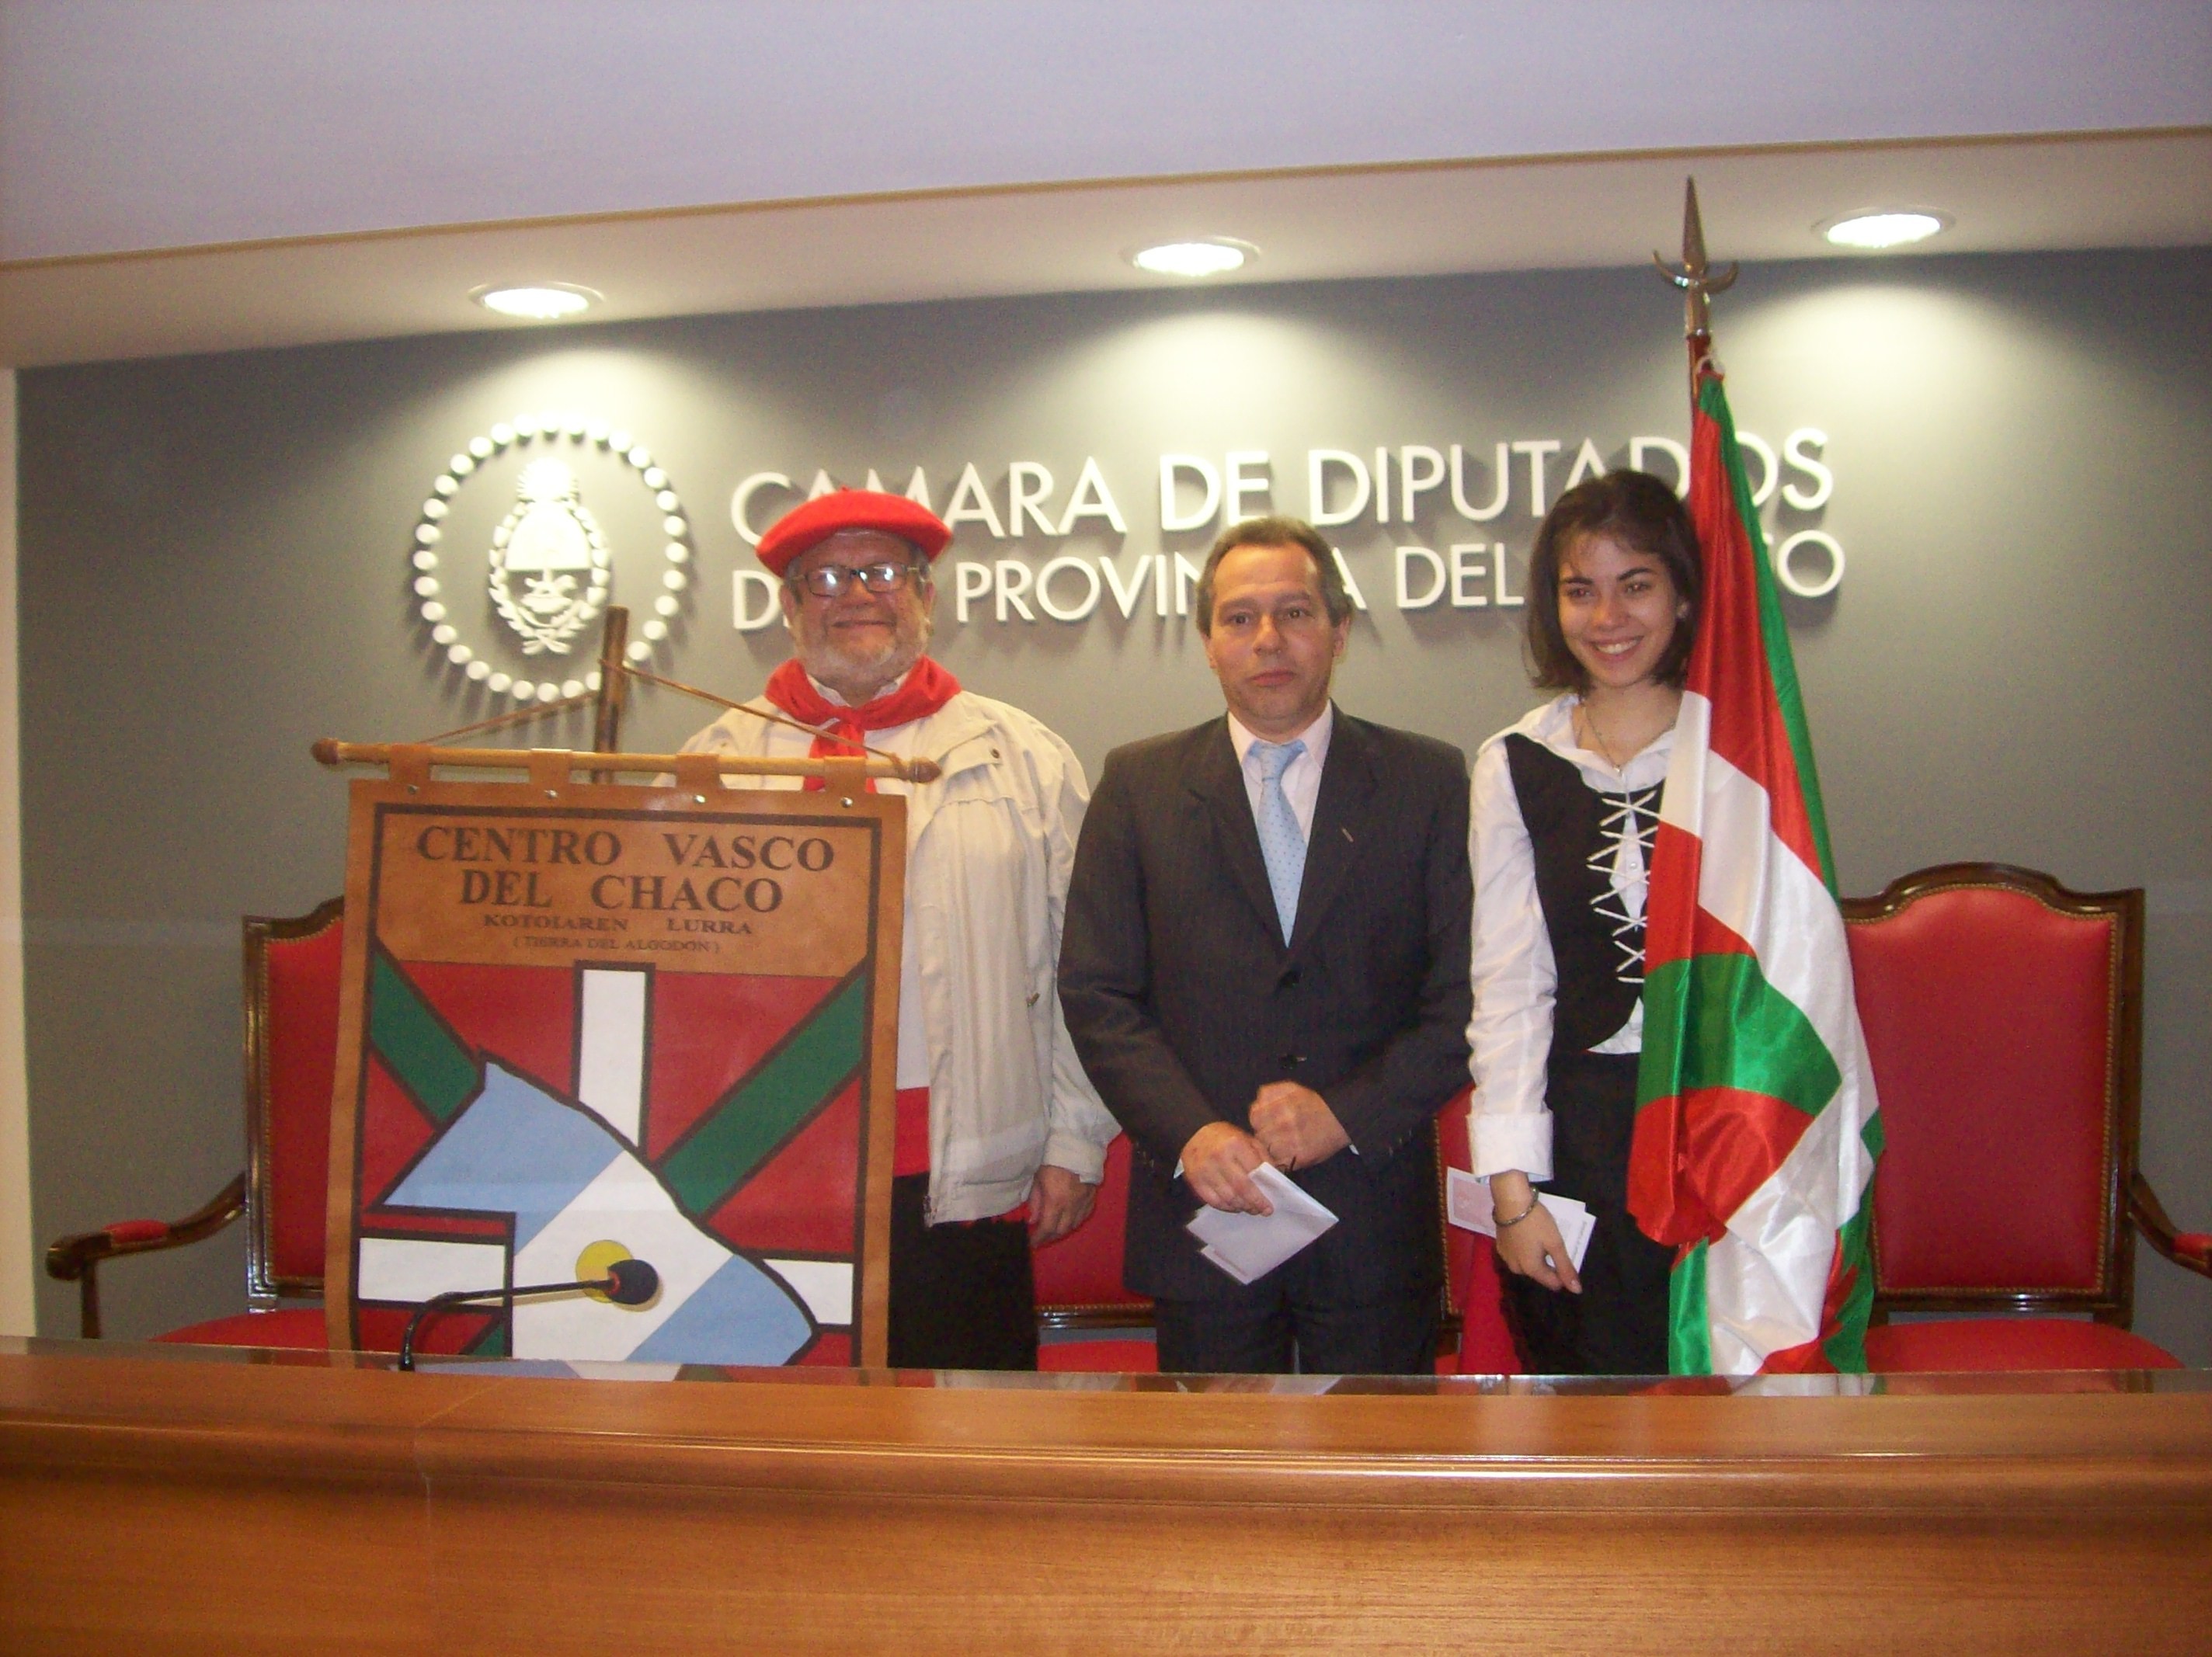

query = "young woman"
[1467, 470, 1701, 1374]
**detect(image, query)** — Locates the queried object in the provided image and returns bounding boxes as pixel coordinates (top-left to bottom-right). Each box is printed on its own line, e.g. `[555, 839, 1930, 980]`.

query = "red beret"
[755, 488, 953, 577]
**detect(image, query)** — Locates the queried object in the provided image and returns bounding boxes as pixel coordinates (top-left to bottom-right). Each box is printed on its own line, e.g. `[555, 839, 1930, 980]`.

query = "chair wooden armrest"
[2130, 1172, 2212, 1278]
[44, 1172, 248, 1339]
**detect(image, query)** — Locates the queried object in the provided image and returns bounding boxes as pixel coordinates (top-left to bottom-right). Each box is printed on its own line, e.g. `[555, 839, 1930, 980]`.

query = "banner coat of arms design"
[323, 767, 903, 1367]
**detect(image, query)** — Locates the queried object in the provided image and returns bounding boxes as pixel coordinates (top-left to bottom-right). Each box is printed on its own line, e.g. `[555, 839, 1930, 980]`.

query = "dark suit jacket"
[1059, 709, 1472, 1302]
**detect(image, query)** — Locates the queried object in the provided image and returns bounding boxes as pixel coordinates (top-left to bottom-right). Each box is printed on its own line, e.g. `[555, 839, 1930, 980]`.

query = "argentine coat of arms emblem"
[408, 416, 696, 703]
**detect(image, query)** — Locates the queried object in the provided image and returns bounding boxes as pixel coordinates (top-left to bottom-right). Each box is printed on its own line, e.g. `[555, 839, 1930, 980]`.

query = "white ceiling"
[3, 1, 2206, 367]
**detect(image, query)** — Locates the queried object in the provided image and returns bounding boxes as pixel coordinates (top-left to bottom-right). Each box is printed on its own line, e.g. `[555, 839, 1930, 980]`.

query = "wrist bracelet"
[1495, 1188, 1542, 1229]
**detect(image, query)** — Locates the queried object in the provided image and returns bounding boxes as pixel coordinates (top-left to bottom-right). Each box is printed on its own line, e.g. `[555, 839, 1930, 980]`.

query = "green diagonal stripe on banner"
[1668, 1237, 1713, 1377]
[368, 950, 480, 1124]
[659, 970, 868, 1216]
[1642, 952, 1841, 1119]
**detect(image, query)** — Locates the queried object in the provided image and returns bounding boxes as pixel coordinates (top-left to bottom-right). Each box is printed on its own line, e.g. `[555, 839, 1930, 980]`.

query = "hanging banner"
[322, 773, 903, 1367]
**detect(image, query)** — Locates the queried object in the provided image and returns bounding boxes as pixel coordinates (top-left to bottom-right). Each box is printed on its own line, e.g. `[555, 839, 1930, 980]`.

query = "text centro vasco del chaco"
[416, 824, 838, 920]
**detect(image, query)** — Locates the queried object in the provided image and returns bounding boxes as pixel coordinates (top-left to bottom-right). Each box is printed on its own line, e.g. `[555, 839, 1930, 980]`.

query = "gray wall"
[19, 249, 2211, 1359]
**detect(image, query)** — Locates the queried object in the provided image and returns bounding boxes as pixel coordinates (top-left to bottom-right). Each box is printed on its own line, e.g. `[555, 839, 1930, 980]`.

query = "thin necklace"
[1580, 696, 1627, 774]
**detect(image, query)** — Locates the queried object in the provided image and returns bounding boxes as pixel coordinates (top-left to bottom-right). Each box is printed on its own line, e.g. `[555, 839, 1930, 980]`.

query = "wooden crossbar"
[311, 739, 940, 785]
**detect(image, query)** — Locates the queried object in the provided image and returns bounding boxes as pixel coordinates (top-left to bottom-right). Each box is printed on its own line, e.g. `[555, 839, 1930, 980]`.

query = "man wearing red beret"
[680, 488, 1117, 1369]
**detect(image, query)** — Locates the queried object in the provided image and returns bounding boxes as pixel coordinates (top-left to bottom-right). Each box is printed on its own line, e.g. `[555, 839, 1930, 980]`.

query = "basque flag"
[1628, 349, 1883, 1375]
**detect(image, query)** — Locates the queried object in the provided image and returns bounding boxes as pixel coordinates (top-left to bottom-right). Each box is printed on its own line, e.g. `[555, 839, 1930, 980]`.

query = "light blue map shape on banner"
[385, 1060, 813, 1365]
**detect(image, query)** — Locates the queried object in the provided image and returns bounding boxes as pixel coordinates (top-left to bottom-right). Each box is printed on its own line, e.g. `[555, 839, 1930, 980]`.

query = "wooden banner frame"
[322, 753, 906, 1368]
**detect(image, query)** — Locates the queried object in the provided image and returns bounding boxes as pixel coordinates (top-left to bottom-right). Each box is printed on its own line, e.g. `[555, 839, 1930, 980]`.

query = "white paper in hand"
[1187, 1165, 1340, 1285]
[1445, 1169, 1595, 1272]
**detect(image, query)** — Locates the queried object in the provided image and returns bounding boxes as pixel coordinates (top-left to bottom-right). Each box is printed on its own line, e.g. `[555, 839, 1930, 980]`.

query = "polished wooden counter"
[3, 1337, 2207, 1654]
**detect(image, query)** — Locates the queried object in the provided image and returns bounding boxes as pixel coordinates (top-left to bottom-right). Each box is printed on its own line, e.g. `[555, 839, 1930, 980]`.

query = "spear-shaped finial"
[1653, 176, 1738, 344]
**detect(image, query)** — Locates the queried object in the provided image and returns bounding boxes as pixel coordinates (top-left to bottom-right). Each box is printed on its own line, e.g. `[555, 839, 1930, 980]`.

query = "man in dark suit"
[1059, 516, 1471, 1374]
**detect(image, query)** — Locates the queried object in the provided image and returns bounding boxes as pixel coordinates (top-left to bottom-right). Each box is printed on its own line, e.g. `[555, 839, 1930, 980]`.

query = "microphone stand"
[398, 1274, 617, 1371]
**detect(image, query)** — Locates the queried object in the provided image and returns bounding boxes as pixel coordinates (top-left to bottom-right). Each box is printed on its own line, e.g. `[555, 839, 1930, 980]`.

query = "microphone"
[603, 1256, 660, 1305]
[397, 1258, 661, 1370]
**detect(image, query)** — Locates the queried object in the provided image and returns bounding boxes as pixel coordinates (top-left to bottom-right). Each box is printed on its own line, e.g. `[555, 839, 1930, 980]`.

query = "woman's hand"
[1489, 1172, 1582, 1294]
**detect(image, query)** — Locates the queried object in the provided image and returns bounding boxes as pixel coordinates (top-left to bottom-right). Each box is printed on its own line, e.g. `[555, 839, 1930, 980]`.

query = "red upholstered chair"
[1438, 1086, 1520, 1375]
[1842, 863, 2210, 1371]
[46, 899, 343, 1348]
[1034, 1134, 1158, 1372]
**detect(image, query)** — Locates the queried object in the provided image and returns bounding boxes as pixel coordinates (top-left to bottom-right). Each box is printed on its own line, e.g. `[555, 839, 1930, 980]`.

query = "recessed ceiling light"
[1128, 238, 1257, 279]
[471, 283, 602, 321]
[1817, 210, 1950, 251]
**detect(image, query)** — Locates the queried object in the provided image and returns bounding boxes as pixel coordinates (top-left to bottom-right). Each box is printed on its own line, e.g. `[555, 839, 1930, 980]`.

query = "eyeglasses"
[788, 561, 927, 599]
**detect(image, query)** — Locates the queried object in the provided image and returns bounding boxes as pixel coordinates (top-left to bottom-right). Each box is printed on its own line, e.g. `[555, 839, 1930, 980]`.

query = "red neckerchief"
[761, 657, 962, 791]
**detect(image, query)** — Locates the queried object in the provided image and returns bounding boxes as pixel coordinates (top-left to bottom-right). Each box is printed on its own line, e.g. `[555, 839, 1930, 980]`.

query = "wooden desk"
[3, 1339, 2207, 1654]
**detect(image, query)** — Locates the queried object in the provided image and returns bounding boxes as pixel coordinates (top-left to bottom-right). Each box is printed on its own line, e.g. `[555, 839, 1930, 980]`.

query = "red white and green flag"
[1629, 349, 1883, 1376]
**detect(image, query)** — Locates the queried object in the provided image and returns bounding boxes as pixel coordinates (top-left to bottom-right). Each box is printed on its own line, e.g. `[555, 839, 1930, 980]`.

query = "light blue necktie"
[1252, 738, 1307, 944]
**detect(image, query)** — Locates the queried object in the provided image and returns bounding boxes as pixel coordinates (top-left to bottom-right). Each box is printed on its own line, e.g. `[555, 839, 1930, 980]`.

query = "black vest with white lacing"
[1501, 732, 1661, 1054]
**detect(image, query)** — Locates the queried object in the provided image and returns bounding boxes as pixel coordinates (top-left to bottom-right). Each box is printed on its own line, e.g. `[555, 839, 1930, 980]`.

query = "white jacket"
[680, 683, 1118, 1223]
